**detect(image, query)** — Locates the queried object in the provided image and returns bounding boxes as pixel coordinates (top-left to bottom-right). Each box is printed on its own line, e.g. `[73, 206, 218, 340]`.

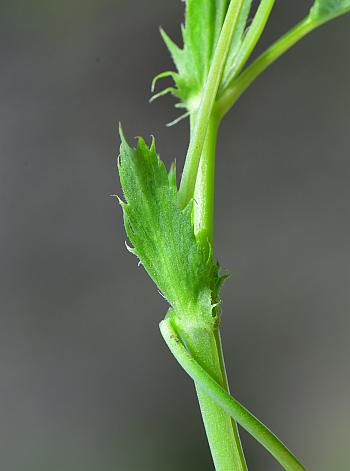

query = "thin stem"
[172, 315, 248, 471]
[160, 317, 307, 471]
[193, 1, 276, 244]
[193, 115, 219, 245]
[221, 0, 276, 90]
[178, 0, 244, 208]
[216, 16, 316, 119]
[189, 108, 247, 468]
[214, 328, 247, 469]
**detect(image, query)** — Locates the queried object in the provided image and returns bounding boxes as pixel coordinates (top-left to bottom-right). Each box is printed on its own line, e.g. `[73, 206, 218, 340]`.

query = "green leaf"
[118, 130, 224, 322]
[310, 0, 350, 20]
[154, 0, 253, 112]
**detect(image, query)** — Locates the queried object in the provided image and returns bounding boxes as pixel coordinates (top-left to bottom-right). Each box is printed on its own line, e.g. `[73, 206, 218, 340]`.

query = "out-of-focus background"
[1, 1, 349, 470]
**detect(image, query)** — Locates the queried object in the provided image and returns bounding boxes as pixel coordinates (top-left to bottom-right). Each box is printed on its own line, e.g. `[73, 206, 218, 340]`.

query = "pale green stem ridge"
[216, 16, 316, 118]
[178, 0, 245, 208]
[160, 317, 307, 471]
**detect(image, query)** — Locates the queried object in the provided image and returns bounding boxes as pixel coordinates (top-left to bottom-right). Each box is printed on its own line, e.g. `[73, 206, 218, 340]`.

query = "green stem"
[178, 0, 244, 208]
[221, 0, 276, 90]
[216, 16, 316, 119]
[214, 328, 247, 469]
[160, 317, 307, 471]
[171, 315, 247, 471]
[190, 71, 247, 471]
[193, 0, 276, 243]
[193, 114, 219, 245]
[190, 110, 247, 470]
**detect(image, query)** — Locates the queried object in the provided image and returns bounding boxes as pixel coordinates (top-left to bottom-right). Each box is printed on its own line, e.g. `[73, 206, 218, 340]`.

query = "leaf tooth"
[151, 71, 177, 93]
[168, 161, 177, 187]
[149, 87, 177, 103]
[110, 193, 125, 205]
[118, 123, 128, 147]
[166, 111, 191, 127]
[160, 27, 184, 69]
[124, 240, 136, 255]
[150, 136, 157, 156]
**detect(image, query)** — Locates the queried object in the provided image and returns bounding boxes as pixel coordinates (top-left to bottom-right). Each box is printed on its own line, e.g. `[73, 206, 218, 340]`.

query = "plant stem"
[191, 113, 246, 469]
[221, 0, 276, 90]
[214, 328, 247, 469]
[216, 16, 316, 119]
[160, 317, 307, 471]
[193, 114, 219, 245]
[178, 0, 244, 209]
[190, 103, 247, 471]
[171, 315, 247, 471]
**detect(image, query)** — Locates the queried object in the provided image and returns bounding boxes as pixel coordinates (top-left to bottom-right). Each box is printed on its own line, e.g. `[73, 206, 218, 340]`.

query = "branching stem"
[220, 0, 276, 90]
[160, 317, 307, 471]
[178, 0, 244, 208]
[215, 14, 337, 119]
[172, 314, 248, 471]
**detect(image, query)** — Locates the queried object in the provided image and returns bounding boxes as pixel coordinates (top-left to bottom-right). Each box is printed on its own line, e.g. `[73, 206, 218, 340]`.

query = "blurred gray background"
[1, 1, 349, 470]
